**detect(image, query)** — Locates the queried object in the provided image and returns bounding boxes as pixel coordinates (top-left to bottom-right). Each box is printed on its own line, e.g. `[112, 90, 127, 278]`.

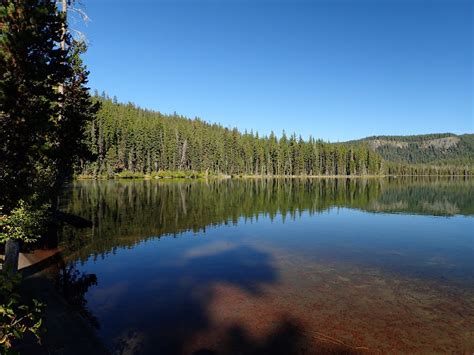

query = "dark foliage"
[81, 96, 383, 177]
[349, 133, 474, 167]
[0, 0, 69, 211]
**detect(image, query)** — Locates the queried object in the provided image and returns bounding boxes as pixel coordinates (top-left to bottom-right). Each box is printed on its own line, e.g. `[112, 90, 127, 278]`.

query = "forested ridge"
[349, 133, 474, 166]
[80, 95, 472, 177]
[81, 95, 383, 177]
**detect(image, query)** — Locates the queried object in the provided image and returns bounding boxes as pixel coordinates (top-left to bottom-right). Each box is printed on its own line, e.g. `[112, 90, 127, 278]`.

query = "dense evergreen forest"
[350, 133, 474, 166]
[81, 95, 383, 177]
[79, 95, 472, 177]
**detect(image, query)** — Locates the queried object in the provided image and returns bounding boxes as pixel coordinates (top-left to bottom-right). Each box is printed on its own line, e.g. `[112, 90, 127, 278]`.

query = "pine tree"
[0, 0, 98, 272]
[0, 0, 69, 211]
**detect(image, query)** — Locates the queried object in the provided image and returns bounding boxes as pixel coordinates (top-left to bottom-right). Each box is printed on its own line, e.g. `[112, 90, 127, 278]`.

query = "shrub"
[0, 200, 50, 244]
[0, 273, 43, 352]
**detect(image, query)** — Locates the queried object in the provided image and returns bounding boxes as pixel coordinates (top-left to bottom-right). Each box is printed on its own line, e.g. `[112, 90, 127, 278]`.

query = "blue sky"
[77, 0, 473, 141]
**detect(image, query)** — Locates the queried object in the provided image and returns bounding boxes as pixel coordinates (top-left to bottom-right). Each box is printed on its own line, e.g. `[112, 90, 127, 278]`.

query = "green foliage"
[114, 171, 147, 179]
[0, 0, 70, 212]
[0, 0, 98, 215]
[360, 133, 456, 142]
[79, 97, 472, 177]
[112, 170, 209, 179]
[80, 96, 384, 177]
[0, 200, 50, 244]
[350, 133, 474, 167]
[0, 273, 43, 352]
[0, 2, 95, 350]
[385, 161, 471, 176]
[51, 40, 100, 193]
[150, 170, 207, 179]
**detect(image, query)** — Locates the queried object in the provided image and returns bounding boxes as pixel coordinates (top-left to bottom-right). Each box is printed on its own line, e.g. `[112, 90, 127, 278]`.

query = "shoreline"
[76, 173, 472, 180]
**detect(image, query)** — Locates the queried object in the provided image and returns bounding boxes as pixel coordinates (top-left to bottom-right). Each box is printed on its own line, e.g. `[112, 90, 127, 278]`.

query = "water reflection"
[59, 177, 474, 260]
[55, 263, 99, 328]
[369, 177, 474, 215]
[56, 177, 474, 353]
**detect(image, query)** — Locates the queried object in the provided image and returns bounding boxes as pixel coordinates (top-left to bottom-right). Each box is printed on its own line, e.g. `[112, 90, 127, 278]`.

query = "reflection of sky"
[244, 208, 474, 281]
[74, 207, 474, 352]
[78, 207, 474, 301]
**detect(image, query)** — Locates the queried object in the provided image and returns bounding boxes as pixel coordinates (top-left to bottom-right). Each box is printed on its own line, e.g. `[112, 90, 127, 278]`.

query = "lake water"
[57, 178, 474, 354]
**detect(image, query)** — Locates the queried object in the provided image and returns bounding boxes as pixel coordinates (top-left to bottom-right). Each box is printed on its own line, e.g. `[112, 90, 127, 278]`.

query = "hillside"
[80, 95, 472, 177]
[81, 96, 383, 177]
[347, 133, 474, 166]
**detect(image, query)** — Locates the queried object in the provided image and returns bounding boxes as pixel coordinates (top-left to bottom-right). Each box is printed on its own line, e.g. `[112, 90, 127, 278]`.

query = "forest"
[79, 95, 472, 178]
[1, 1, 472, 353]
[351, 133, 474, 166]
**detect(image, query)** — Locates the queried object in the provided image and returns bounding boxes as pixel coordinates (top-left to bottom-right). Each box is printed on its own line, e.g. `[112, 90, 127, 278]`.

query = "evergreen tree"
[78, 97, 471, 179]
[0, 0, 69, 211]
[0, 0, 97, 272]
[50, 40, 100, 208]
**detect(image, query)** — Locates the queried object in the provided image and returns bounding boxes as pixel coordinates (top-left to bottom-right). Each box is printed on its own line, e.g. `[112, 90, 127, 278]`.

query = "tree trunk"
[58, 0, 67, 120]
[3, 239, 19, 273]
[179, 139, 187, 170]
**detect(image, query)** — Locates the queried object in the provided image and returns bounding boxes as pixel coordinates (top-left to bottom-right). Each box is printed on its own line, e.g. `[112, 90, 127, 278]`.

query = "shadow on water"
[109, 245, 277, 354]
[193, 320, 357, 355]
[94, 244, 359, 354]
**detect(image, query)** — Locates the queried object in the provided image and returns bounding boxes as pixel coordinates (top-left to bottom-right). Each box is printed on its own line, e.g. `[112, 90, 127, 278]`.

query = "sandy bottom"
[182, 253, 474, 353]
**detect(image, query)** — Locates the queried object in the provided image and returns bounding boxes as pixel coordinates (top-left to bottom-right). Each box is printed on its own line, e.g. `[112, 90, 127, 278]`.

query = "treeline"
[354, 133, 474, 166]
[81, 95, 383, 177]
[80, 95, 472, 177]
[385, 162, 472, 176]
[363, 133, 456, 142]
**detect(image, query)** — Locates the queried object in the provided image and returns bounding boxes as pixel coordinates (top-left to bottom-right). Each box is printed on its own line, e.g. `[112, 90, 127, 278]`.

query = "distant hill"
[347, 133, 474, 166]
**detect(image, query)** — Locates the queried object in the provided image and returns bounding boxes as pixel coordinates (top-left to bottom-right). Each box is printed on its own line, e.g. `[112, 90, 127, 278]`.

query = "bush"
[115, 171, 145, 179]
[0, 200, 50, 244]
[0, 273, 43, 352]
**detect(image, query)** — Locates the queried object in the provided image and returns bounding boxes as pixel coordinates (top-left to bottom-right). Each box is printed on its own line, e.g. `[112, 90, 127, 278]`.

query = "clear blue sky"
[78, 0, 473, 141]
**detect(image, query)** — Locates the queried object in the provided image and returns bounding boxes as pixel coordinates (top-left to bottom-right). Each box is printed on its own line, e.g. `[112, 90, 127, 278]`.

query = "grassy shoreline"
[76, 171, 471, 180]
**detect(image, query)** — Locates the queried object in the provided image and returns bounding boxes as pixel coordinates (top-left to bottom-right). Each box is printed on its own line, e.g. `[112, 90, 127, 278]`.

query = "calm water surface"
[57, 178, 474, 354]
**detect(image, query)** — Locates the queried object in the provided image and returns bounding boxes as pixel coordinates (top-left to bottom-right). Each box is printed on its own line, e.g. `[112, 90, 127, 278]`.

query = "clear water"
[57, 178, 474, 353]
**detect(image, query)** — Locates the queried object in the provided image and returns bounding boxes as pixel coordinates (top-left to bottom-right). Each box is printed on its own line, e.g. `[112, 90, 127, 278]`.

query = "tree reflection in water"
[54, 177, 474, 353]
[55, 262, 99, 329]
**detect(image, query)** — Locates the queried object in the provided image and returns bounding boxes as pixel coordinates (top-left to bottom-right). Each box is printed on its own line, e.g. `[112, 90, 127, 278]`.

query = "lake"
[56, 178, 474, 354]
